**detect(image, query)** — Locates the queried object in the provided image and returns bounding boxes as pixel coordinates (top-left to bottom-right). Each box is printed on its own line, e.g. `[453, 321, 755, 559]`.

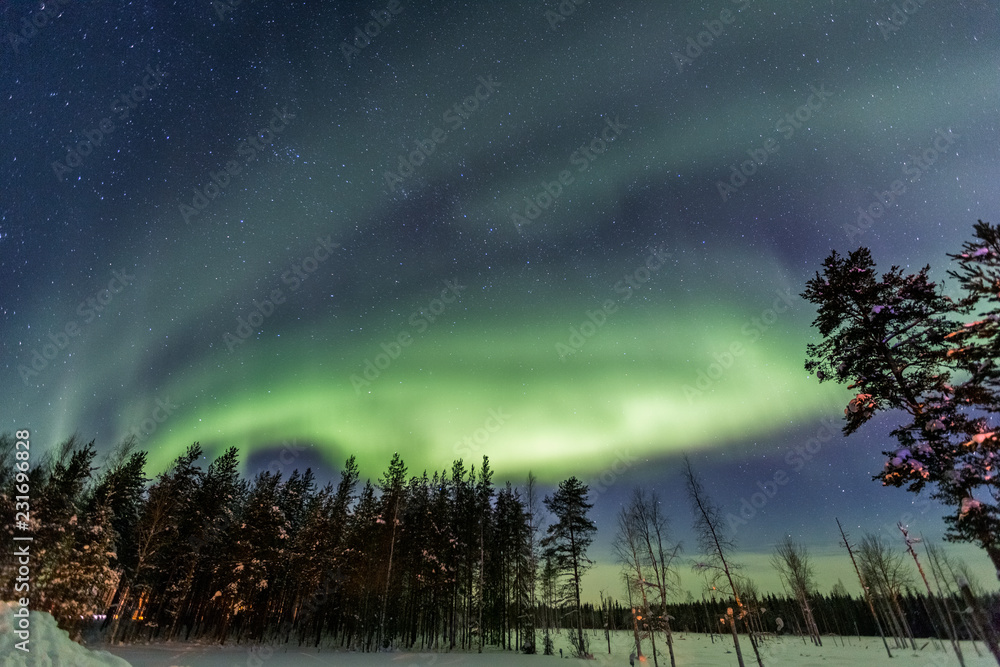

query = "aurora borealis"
[3, 0, 1000, 593]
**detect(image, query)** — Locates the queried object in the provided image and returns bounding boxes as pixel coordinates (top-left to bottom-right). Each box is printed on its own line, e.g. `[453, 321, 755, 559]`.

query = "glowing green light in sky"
[136, 301, 845, 479]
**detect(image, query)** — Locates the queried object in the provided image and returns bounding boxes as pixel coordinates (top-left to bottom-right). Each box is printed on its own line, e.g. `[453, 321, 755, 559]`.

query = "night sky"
[3, 0, 1000, 596]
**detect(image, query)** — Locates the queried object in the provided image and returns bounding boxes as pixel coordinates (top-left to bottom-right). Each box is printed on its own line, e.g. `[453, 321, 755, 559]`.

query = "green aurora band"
[127, 302, 846, 479]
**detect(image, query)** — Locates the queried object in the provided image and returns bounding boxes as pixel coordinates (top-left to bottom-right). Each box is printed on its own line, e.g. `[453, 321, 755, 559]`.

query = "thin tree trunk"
[889, 592, 917, 650]
[478, 519, 484, 654]
[569, 522, 586, 656]
[626, 574, 643, 660]
[378, 501, 400, 650]
[728, 607, 746, 667]
[685, 462, 753, 666]
[958, 579, 1000, 666]
[901, 529, 963, 666]
[837, 519, 892, 658]
[933, 546, 985, 657]
[662, 614, 677, 667]
[107, 581, 130, 644]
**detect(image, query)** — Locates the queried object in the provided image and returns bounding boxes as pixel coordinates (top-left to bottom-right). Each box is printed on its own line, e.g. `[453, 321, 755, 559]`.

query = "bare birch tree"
[682, 457, 764, 667]
[770, 537, 821, 646]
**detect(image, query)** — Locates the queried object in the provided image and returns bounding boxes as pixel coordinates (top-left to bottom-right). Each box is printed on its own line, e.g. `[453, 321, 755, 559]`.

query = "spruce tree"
[542, 476, 596, 658]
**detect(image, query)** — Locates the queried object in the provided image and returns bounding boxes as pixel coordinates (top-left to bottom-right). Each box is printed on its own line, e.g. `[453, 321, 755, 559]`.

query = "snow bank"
[0, 601, 132, 666]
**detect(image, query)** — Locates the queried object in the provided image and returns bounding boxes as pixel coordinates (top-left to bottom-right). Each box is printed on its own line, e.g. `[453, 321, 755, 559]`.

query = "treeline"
[0, 436, 600, 653]
[1, 435, 997, 658]
[648, 590, 990, 640]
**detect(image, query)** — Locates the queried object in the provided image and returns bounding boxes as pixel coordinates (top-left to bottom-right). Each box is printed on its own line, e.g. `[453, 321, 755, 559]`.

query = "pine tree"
[803, 226, 1000, 574]
[376, 452, 407, 648]
[142, 444, 210, 639]
[344, 479, 380, 650]
[519, 472, 542, 654]
[539, 552, 557, 655]
[88, 438, 147, 576]
[32, 438, 102, 632]
[87, 439, 147, 640]
[220, 470, 288, 642]
[541, 476, 596, 658]
[303, 456, 359, 645]
[164, 446, 241, 639]
[474, 456, 494, 653]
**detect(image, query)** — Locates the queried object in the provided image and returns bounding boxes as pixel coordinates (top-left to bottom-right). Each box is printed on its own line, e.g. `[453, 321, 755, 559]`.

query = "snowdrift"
[0, 601, 132, 666]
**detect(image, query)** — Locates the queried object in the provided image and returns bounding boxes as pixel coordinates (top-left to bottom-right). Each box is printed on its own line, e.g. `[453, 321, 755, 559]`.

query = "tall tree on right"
[542, 476, 596, 658]
[802, 221, 1000, 576]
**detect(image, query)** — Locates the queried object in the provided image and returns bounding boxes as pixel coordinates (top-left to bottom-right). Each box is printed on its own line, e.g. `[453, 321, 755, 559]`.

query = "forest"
[1, 437, 999, 667]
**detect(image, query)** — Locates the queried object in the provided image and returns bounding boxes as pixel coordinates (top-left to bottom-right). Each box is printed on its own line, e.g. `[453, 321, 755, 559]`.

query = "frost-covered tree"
[123, 443, 205, 640]
[803, 222, 1000, 576]
[87, 437, 147, 575]
[6, 437, 122, 637]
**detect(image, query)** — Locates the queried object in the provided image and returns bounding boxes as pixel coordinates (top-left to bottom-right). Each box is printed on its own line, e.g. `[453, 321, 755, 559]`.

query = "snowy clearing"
[103, 630, 995, 667]
[4, 603, 993, 667]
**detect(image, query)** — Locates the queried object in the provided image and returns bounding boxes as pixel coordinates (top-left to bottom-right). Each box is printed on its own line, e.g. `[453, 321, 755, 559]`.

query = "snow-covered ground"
[103, 630, 996, 667]
[2, 602, 994, 667]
